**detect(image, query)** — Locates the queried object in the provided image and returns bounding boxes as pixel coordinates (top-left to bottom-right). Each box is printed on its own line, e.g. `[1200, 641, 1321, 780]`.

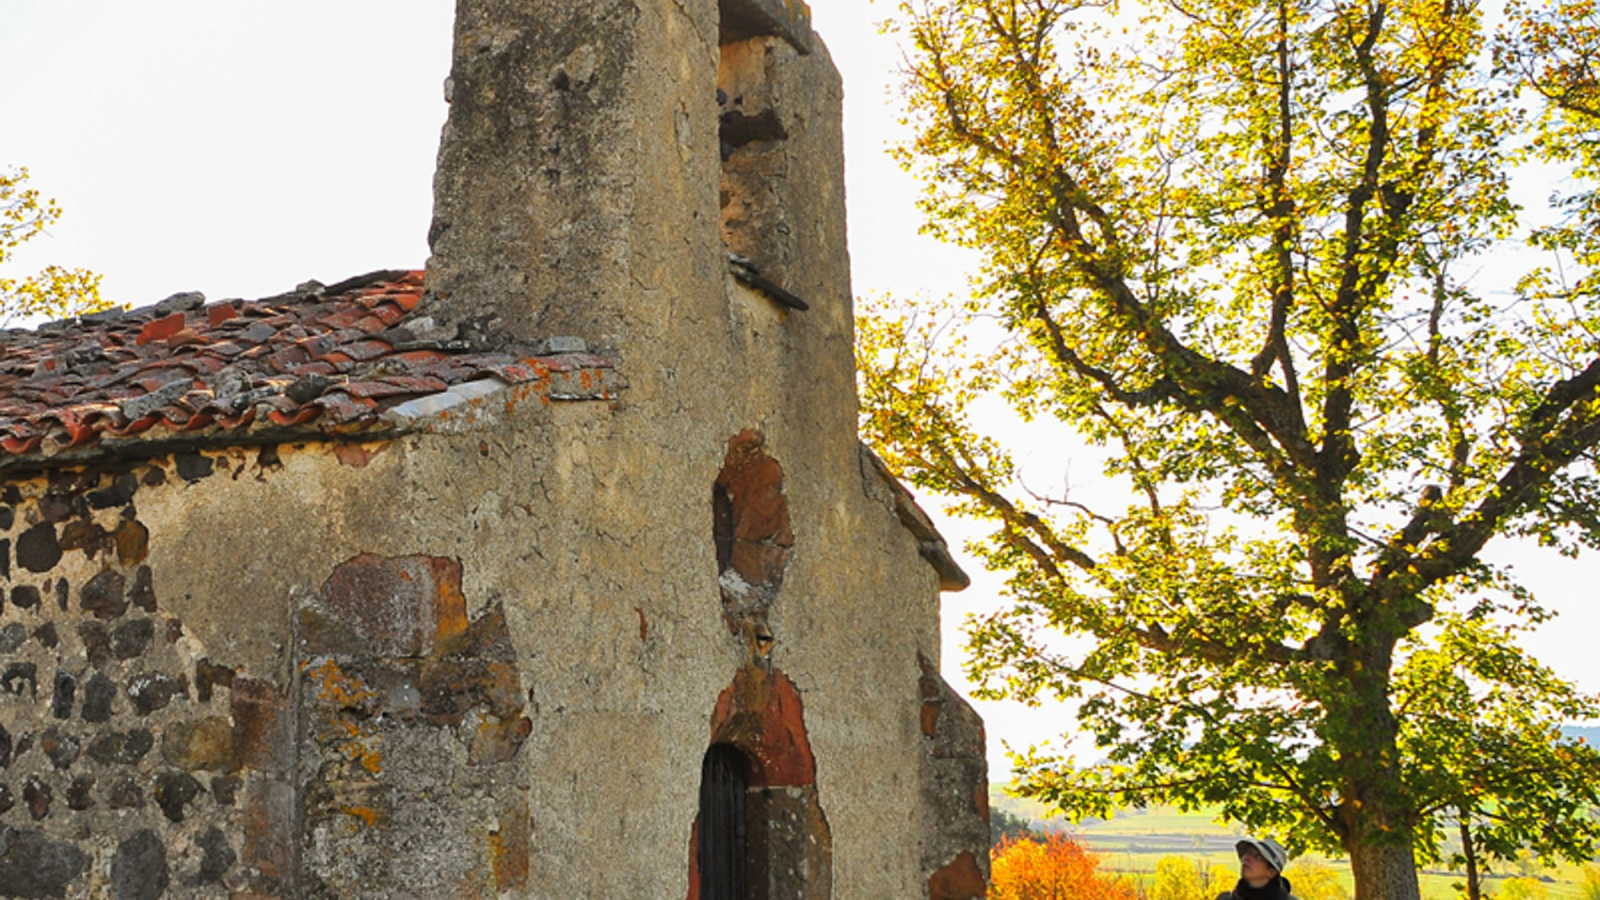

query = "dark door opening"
[699, 744, 751, 900]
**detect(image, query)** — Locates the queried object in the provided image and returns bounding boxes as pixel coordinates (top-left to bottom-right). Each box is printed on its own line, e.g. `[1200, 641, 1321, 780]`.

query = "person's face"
[1239, 847, 1278, 884]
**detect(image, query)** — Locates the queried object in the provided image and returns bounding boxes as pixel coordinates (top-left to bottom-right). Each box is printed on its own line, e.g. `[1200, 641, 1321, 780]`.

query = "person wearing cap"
[1216, 837, 1298, 900]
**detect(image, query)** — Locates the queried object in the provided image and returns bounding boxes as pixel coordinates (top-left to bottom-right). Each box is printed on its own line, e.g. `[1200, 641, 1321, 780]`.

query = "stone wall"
[0, 379, 976, 898]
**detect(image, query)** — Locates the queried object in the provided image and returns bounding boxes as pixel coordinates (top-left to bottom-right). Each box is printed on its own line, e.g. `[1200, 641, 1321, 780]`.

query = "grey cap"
[1236, 837, 1287, 873]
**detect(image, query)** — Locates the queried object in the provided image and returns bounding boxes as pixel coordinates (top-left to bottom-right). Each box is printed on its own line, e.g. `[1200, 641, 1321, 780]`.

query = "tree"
[994, 805, 1044, 844]
[990, 833, 1138, 900]
[1291, 859, 1352, 900]
[857, 0, 1600, 898]
[1578, 864, 1600, 900]
[1148, 855, 1235, 900]
[1, 166, 106, 324]
[1394, 617, 1600, 900]
[1496, 877, 1550, 900]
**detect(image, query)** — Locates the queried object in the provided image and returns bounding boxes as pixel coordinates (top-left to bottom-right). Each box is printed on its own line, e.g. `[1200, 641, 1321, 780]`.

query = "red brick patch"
[929, 852, 988, 900]
[710, 666, 816, 788]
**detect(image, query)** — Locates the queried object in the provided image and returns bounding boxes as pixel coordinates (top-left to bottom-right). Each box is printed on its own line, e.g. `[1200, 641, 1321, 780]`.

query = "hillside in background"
[1563, 725, 1600, 745]
[990, 784, 1597, 900]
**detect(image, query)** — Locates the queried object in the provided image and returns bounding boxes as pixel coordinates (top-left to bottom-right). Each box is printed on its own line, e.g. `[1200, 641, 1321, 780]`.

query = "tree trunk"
[1460, 818, 1481, 900]
[1335, 637, 1422, 900]
[1349, 838, 1422, 900]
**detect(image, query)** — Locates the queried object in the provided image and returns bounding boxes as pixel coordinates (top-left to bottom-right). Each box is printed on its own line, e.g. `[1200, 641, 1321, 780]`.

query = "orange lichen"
[306, 660, 377, 707]
[342, 805, 382, 828]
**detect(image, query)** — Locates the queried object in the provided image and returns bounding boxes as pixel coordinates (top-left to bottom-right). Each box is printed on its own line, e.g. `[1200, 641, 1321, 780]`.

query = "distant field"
[991, 787, 1595, 900]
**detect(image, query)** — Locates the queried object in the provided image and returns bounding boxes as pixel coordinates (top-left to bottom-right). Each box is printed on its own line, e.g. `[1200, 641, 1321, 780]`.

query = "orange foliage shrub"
[990, 833, 1138, 900]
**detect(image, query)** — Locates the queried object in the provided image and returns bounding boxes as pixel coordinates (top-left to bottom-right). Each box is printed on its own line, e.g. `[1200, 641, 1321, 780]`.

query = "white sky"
[2, 0, 1597, 782]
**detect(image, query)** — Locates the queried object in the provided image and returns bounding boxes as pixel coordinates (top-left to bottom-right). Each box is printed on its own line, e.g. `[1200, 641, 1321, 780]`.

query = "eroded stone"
[308, 554, 466, 659]
[88, 473, 139, 510]
[129, 565, 155, 612]
[58, 520, 110, 556]
[114, 520, 150, 567]
[232, 678, 289, 773]
[195, 659, 235, 703]
[2, 662, 38, 700]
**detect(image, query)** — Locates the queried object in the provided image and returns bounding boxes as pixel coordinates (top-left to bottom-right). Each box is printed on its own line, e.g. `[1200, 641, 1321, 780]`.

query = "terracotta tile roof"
[0, 270, 620, 468]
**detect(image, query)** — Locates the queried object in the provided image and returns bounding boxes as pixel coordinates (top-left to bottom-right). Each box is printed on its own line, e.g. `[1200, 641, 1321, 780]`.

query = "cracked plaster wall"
[0, 377, 958, 899]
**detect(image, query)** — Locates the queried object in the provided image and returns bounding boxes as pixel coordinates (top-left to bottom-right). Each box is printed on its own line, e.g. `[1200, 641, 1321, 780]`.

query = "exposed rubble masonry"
[918, 653, 991, 900]
[0, 455, 531, 899]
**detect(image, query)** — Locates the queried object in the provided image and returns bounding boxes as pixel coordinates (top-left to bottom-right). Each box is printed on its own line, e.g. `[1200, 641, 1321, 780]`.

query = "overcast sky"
[3, 0, 1597, 782]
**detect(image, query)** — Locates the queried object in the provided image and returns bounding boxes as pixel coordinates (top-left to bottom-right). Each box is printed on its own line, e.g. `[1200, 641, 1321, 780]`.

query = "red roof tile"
[0, 270, 620, 469]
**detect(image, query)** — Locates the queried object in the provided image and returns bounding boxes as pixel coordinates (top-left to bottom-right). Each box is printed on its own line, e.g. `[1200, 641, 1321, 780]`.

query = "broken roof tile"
[0, 270, 621, 469]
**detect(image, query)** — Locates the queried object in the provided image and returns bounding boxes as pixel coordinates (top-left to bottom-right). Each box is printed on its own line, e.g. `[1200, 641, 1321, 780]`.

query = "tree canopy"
[856, 1, 1600, 898]
[1, 166, 106, 325]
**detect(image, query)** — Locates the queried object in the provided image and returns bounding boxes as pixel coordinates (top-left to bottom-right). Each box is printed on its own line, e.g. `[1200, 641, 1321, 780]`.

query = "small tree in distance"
[1, 166, 107, 325]
[990, 833, 1138, 900]
[1148, 855, 1234, 900]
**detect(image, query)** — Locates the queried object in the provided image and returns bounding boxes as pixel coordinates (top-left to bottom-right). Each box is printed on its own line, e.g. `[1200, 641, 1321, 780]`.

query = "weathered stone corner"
[918, 654, 991, 900]
[720, 0, 814, 53]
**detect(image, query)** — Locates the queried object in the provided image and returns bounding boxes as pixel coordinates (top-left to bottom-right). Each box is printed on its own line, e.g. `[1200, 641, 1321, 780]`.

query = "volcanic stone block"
[0, 826, 88, 898]
[86, 729, 155, 766]
[127, 673, 186, 715]
[78, 622, 112, 668]
[15, 522, 61, 573]
[80, 570, 128, 619]
[65, 775, 94, 811]
[41, 727, 81, 770]
[195, 826, 236, 886]
[154, 772, 202, 823]
[111, 830, 169, 900]
[81, 673, 116, 722]
[50, 673, 75, 719]
[111, 619, 155, 660]
[11, 585, 41, 611]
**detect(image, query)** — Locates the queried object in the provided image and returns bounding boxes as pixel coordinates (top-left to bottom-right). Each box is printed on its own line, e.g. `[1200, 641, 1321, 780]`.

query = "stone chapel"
[0, 1, 990, 897]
